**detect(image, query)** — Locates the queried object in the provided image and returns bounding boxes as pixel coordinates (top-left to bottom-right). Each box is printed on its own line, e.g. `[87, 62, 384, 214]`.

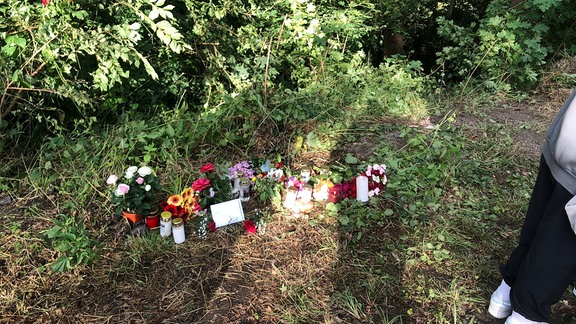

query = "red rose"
[244, 219, 257, 233]
[192, 178, 211, 192]
[348, 177, 357, 199]
[275, 162, 283, 168]
[42, 0, 49, 5]
[208, 221, 217, 232]
[200, 163, 216, 174]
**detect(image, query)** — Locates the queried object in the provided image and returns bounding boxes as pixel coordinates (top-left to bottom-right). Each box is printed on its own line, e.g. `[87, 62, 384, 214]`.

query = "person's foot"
[504, 311, 547, 323]
[488, 290, 512, 319]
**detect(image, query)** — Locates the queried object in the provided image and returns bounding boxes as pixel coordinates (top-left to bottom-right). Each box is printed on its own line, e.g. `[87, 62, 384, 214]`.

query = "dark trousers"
[500, 156, 576, 321]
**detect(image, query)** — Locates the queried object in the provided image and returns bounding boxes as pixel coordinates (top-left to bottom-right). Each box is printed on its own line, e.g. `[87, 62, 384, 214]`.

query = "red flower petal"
[208, 221, 217, 232]
[244, 219, 257, 233]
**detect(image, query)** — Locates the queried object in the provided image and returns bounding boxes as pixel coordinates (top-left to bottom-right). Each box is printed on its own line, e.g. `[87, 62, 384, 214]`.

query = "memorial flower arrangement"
[228, 160, 256, 183]
[162, 163, 232, 222]
[161, 187, 200, 221]
[107, 165, 162, 216]
[362, 163, 387, 197]
[253, 159, 286, 204]
[194, 163, 232, 210]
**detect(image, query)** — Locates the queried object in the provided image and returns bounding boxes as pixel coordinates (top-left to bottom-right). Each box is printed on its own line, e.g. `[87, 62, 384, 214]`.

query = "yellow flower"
[167, 194, 183, 207]
[181, 188, 194, 203]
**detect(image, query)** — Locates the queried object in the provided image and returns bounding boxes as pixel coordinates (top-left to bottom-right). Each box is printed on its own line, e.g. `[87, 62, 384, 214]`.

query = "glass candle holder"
[233, 171, 244, 191]
[172, 217, 185, 244]
[239, 177, 251, 202]
[300, 168, 311, 183]
[299, 184, 313, 203]
[283, 186, 298, 209]
[160, 211, 172, 237]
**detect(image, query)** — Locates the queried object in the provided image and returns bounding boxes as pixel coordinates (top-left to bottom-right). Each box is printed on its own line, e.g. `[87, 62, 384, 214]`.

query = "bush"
[436, 0, 575, 91]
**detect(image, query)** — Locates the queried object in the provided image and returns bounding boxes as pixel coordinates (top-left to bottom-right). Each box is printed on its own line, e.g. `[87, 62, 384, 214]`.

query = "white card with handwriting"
[210, 199, 245, 228]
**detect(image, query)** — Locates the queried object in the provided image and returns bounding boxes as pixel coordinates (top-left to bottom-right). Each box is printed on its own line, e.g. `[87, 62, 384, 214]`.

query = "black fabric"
[500, 156, 576, 321]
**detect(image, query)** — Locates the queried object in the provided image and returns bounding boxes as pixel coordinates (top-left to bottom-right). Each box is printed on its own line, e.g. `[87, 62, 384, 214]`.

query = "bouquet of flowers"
[161, 187, 200, 221]
[228, 160, 256, 182]
[193, 163, 232, 210]
[253, 159, 286, 204]
[363, 163, 387, 197]
[107, 165, 162, 216]
[326, 163, 387, 203]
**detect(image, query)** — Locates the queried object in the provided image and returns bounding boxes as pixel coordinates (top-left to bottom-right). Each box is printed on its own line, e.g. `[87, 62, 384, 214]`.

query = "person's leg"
[509, 183, 576, 321]
[500, 156, 556, 286]
[490, 156, 556, 319]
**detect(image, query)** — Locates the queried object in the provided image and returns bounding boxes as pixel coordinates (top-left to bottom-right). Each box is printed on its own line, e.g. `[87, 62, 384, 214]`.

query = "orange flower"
[167, 194, 183, 207]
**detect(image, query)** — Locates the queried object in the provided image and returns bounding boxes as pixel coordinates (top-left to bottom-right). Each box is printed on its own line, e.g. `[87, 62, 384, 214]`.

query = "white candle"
[299, 184, 313, 203]
[356, 176, 369, 202]
[160, 211, 172, 237]
[283, 187, 298, 209]
[172, 218, 185, 244]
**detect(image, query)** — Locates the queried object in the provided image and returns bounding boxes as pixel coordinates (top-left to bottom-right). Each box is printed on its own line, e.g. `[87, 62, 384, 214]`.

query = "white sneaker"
[488, 290, 512, 319]
[504, 311, 547, 323]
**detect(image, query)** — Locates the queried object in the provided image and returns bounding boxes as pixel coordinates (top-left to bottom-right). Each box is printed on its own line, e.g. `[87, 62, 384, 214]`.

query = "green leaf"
[345, 154, 359, 164]
[305, 132, 321, 148]
[149, 7, 159, 20]
[338, 215, 350, 226]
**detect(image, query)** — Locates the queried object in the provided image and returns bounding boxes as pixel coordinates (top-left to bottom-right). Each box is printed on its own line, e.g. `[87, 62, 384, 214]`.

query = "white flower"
[106, 175, 118, 185]
[138, 166, 152, 177]
[372, 175, 380, 183]
[273, 169, 284, 180]
[127, 166, 138, 173]
[125, 171, 135, 179]
[145, 185, 151, 191]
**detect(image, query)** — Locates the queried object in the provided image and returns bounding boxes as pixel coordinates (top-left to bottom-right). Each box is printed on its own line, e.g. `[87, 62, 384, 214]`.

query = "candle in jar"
[299, 184, 313, 203]
[239, 177, 251, 202]
[300, 168, 311, 183]
[356, 176, 369, 202]
[283, 186, 298, 209]
[172, 217, 185, 244]
[160, 211, 172, 237]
